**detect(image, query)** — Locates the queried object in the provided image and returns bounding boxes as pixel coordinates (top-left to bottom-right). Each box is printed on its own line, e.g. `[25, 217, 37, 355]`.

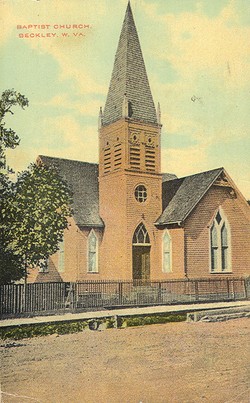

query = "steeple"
[102, 1, 157, 126]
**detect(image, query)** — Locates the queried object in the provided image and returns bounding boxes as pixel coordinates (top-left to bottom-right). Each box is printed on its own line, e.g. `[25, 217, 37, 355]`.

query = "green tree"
[0, 176, 26, 284]
[0, 90, 72, 284]
[2, 163, 72, 276]
[0, 89, 29, 283]
[0, 89, 29, 169]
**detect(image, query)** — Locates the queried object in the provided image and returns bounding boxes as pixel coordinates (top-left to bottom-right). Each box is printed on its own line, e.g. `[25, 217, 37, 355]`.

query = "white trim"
[132, 243, 151, 246]
[58, 238, 65, 273]
[162, 230, 172, 273]
[87, 229, 99, 273]
[209, 207, 232, 273]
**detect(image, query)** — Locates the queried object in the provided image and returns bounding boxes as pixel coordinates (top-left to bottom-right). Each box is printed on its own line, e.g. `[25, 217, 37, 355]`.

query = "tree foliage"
[0, 174, 26, 284]
[0, 89, 29, 169]
[0, 90, 73, 284]
[2, 163, 72, 271]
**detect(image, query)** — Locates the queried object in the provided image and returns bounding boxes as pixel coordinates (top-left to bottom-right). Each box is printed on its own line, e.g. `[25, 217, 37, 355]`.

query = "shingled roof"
[102, 1, 157, 126]
[156, 167, 224, 225]
[38, 156, 104, 228]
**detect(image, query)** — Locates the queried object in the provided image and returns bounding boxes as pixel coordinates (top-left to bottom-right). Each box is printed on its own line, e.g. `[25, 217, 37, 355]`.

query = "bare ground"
[0, 318, 249, 403]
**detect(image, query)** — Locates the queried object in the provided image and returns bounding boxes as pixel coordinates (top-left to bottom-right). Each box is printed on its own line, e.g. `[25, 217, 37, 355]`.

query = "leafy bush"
[124, 314, 186, 327]
[0, 314, 186, 340]
[0, 321, 87, 340]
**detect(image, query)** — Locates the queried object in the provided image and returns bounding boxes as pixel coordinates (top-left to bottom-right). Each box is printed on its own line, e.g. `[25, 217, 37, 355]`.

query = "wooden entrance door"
[133, 246, 150, 281]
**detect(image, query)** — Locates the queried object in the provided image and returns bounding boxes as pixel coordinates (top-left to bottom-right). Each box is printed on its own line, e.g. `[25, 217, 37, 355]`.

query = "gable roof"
[38, 155, 104, 228]
[103, 2, 157, 126]
[156, 167, 224, 226]
[162, 173, 177, 182]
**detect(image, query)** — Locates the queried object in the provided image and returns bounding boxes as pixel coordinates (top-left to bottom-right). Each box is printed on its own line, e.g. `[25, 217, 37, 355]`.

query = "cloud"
[144, 1, 250, 85]
[45, 93, 102, 117]
[7, 113, 98, 173]
[161, 144, 209, 177]
[0, 0, 107, 96]
[43, 115, 98, 163]
[0, 2, 21, 46]
[142, 1, 250, 190]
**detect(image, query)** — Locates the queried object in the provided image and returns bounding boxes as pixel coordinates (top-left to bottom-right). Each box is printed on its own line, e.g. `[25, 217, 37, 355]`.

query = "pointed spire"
[103, 2, 157, 126]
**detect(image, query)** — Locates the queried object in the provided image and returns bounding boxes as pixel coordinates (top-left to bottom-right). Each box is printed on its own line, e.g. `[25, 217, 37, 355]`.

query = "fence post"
[243, 278, 248, 300]
[195, 280, 199, 302]
[72, 282, 77, 311]
[118, 282, 123, 305]
[232, 279, 235, 300]
[227, 279, 230, 300]
[21, 282, 26, 314]
[158, 282, 162, 304]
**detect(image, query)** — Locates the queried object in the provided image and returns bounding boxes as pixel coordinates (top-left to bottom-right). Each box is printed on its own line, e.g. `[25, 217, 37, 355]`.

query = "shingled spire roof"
[102, 1, 157, 126]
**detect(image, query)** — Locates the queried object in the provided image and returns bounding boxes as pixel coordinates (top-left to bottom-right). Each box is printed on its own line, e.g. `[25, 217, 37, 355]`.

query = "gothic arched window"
[163, 230, 172, 273]
[88, 230, 98, 273]
[210, 209, 231, 273]
[133, 223, 150, 245]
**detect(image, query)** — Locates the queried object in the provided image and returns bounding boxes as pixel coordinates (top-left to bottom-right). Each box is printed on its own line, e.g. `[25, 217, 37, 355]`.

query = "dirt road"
[1, 318, 249, 403]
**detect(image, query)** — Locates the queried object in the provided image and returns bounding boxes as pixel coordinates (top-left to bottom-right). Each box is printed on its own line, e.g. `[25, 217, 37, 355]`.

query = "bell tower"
[99, 2, 162, 280]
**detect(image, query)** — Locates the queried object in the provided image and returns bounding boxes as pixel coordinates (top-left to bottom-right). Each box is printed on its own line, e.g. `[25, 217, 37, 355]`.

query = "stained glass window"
[88, 230, 98, 273]
[133, 223, 150, 244]
[163, 231, 172, 273]
[210, 210, 231, 273]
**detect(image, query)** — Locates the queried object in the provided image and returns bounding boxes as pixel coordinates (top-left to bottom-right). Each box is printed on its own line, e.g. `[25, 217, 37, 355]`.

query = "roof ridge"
[167, 167, 224, 182]
[39, 155, 99, 166]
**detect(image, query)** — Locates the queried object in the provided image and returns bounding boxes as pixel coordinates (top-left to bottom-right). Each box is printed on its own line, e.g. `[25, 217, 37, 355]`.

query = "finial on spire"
[98, 107, 103, 129]
[157, 102, 161, 125]
[126, 1, 132, 15]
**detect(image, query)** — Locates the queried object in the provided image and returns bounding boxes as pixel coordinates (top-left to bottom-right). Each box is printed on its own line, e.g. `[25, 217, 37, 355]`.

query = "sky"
[1, 0, 250, 199]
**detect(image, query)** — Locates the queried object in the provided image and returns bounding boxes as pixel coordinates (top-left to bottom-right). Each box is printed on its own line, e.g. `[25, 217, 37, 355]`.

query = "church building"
[29, 2, 250, 283]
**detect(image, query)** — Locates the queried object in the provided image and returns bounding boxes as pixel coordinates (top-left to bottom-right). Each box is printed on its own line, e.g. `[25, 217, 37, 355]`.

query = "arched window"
[88, 230, 98, 273]
[134, 185, 147, 203]
[163, 231, 172, 273]
[210, 209, 231, 273]
[133, 223, 150, 245]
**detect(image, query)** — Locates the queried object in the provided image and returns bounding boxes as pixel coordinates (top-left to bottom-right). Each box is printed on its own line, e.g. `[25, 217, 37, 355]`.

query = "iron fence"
[0, 277, 247, 318]
[74, 278, 247, 310]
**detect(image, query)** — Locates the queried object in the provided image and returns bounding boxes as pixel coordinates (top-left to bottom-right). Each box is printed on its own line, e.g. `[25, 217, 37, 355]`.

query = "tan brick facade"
[99, 118, 163, 280]
[184, 185, 250, 278]
[27, 2, 250, 284]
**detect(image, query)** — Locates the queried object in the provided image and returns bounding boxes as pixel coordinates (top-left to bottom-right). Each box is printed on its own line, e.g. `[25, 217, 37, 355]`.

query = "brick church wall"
[184, 185, 250, 278]
[28, 218, 104, 283]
